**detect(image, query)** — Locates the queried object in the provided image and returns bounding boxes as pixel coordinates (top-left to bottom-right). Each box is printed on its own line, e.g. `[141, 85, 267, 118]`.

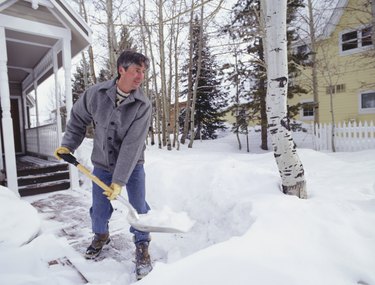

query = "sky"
[0, 128, 374, 285]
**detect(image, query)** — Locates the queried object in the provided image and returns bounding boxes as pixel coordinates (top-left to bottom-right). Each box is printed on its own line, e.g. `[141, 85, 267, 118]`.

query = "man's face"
[118, 63, 146, 93]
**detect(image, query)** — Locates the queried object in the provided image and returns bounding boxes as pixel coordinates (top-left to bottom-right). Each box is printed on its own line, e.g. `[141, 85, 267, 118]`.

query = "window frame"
[300, 100, 315, 121]
[358, 90, 375, 114]
[339, 25, 373, 55]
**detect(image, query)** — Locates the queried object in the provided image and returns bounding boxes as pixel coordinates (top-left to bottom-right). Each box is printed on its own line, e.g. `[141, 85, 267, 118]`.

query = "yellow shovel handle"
[76, 164, 112, 193]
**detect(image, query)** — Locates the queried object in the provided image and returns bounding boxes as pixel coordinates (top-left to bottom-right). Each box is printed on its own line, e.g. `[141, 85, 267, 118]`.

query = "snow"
[1, 130, 375, 285]
[0, 186, 40, 247]
[128, 206, 195, 233]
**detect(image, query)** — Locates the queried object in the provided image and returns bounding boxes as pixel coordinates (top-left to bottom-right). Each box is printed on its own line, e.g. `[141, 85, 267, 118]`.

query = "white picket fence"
[312, 121, 375, 152]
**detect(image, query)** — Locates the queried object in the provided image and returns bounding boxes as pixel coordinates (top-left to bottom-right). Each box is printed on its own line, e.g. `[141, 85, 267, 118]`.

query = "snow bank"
[0, 186, 41, 247]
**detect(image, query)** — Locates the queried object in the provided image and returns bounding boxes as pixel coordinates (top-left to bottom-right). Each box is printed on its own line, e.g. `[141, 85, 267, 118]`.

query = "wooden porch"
[0, 0, 91, 195]
[6, 156, 71, 197]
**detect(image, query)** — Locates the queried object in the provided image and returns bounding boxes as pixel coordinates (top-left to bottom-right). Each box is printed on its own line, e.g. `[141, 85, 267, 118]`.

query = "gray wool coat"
[61, 79, 152, 186]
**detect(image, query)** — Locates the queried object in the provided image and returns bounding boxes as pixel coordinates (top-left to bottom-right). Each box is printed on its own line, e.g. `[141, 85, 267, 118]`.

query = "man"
[54, 50, 152, 280]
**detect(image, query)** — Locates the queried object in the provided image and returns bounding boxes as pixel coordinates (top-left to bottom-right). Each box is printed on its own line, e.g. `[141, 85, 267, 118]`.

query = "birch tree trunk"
[78, 0, 96, 84]
[180, 0, 195, 145]
[307, 0, 319, 125]
[319, 45, 339, 152]
[140, 0, 161, 147]
[172, 0, 183, 150]
[138, 0, 153, 145]
[158, 0, 168, 148]
[262, 0, 307, 198]
[234, 52, 242, 151]
[106, 0, 118, 77]
[188, 0, 204, 148]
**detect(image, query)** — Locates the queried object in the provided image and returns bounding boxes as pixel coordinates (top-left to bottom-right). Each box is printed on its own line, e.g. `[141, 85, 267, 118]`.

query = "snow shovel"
[59, 153, 194, 233]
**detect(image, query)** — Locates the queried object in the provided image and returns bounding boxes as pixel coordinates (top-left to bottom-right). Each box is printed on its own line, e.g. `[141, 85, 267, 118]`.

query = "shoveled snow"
[0, 130, 374, 285]
[126, 205, 195, 233]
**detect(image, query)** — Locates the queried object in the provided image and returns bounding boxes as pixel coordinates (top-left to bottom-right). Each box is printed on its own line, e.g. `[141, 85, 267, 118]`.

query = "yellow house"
[290, 0, 375, 124]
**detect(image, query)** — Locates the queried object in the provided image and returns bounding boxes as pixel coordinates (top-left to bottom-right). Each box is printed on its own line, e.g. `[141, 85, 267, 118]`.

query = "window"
[362, 27, 372, 47]
[342, 30, 358, 51]
[340, 26, 373, 54]
[336, 84, 346, 93]
[300, 101, 315, 120]
[326, 84, 346, 94]
[359, 91, 375, 114]
[303, 105, 314, 117]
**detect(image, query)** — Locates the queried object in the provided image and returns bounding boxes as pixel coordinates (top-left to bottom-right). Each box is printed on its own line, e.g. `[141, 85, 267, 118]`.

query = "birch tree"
[180, 0, 196, 145]
[306, 0, 319, 125]
[188, 2, 204, 148]
[105, 0, 118, 77]
[77, 0, 97, 84]
[261, 0, 307, 198]
[172, 0, 184, 150]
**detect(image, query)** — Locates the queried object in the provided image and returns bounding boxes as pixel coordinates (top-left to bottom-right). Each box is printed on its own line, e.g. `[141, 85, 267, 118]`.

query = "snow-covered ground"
[1, 130, 374, 285]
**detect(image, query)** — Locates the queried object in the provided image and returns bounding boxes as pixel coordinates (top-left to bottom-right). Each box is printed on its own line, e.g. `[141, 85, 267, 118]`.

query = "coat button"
[109, 150, 113, 154]
[110, 163, 114, 166]
[110, 121, 115, 125]
[108, 137, 112, 140]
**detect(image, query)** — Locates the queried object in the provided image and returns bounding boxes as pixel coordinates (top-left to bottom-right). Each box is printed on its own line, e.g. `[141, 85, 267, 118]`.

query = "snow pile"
[0, 186, 41, 247]
[0, 132, 374, 285]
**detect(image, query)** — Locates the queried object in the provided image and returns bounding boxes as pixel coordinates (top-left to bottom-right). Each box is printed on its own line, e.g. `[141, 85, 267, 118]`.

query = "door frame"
[10, 96, 25, 154]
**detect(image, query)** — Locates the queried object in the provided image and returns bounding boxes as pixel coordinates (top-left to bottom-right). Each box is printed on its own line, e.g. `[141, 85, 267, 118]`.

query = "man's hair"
[116, 50, 150, 79]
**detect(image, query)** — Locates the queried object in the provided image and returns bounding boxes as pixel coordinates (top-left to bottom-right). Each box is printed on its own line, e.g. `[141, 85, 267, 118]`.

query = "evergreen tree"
[224, 0, 308, 149]
[72, 59, 94, 102]
[98, 25, 138, 82]
[181, 15, 228, 140]
[117, 25, 137, 54]
[71, 59, 95, 137]
[286, 0, 309, 116]
[224, 0, 268, 149]
[97, 66, 112, 82]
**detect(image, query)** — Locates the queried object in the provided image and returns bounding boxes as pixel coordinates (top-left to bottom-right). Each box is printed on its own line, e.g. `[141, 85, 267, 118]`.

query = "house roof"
[319, 0, 348, 39]
[0, 0, 91, 87]
[293, 0, 348, 45]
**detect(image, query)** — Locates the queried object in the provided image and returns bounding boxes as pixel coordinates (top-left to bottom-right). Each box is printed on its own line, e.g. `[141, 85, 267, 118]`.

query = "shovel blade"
[126, 208, 195, 234]
[128, 222, 189, 233]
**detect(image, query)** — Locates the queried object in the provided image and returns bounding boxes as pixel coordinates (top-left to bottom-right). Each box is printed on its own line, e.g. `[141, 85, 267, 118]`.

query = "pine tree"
[224, 0, 268, 149]
[98, 25, 138, 82]
[286, 0, 309, 117]
[117, 25, 138, 54]
[224, 0, 308, 149]
[71, 59, 96, 137]
[181, 15, 228, 140]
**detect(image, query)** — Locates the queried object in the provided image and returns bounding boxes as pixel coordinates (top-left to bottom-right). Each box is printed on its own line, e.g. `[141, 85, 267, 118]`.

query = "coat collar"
[98, 79, 148, 104]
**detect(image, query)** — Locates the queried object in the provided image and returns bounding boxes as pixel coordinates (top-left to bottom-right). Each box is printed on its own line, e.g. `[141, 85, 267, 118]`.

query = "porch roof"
[0, 0, 91, 88]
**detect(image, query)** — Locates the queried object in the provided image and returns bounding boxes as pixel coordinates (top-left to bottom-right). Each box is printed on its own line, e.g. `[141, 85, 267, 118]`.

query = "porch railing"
[25, 123, 59, 159]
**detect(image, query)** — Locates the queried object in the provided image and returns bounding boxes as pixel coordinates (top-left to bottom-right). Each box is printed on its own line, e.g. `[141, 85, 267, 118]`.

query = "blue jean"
[90, 164, 150, 243]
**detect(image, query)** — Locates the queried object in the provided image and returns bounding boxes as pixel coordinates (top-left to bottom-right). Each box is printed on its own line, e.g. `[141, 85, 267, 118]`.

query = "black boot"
[85, 233, 110, 259]
[135, 241, 152, 280]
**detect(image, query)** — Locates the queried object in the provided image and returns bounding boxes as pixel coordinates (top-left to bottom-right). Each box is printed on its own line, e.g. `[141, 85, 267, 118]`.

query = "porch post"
[0, 27, 18, 194]
[53, 44, 62, 145]
[62, 35, 79, 190]
[33, 73, 40, 153]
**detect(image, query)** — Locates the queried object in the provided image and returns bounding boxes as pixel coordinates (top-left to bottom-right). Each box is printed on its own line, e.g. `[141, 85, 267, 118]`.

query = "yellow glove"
[103, 183, 122, 200]
[54, 146, 71, 160]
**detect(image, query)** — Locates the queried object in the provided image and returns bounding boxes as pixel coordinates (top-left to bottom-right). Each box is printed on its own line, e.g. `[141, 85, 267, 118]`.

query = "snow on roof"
[293, 0, 348, 45]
